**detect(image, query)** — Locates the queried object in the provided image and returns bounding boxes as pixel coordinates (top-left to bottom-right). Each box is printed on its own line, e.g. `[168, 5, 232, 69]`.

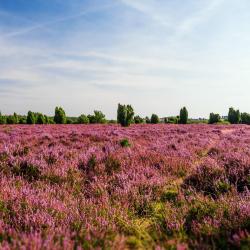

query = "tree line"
[0, 105, 249, 126]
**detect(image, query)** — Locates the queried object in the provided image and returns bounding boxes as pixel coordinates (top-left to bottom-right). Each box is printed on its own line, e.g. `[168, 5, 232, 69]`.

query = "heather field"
[0, 124, 249, 249]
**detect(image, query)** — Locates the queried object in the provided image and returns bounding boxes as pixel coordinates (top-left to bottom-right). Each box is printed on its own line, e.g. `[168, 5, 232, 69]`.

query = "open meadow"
[0, 124, 249, 249]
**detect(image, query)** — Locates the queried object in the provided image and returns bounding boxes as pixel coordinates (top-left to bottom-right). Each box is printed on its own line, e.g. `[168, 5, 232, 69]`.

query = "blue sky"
[0, 0, 250, 118]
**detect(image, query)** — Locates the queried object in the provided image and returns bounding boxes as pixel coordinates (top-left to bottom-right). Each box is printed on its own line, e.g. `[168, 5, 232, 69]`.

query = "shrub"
[36, 113, 46, 124]
[6, 114, 18, 124]
[77, 114, 89, 124]
[117, 104, 134, 127]
[241, 112, 250, 125]
[54, 107, 66, 124]
[179, 107, 188, 124]
[134, 115, 144, 124]
[228, 107, 240, 124]
[150, 114, 160, 124]
[145, 116, 151, 124]
[88, 111, 106, 124]
[165, 117, 178, 124]
[120, 139, 131, 147]
[209, 113, 221, 124]
[27, 111, 36, 124]
[0, 112, 6, 124]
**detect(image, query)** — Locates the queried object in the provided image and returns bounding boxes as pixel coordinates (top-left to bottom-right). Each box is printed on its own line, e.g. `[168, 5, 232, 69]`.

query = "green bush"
[36, 113, 46, 124]
[134, 115, 144, 124]
[27, 111, 36, 124]
[179, 107, 188, 124]
[117, 104, 134, 127]
[54, 107, 66, 124]
[88, 111, 106, 124]
[0, 112, 6, 124]
[120, 139, 131, 147]
[77, 114, 89, 124]
[209, 113, 221, 124]
[150, 114, 160, 124]
[241, 112, 250, 125]
[228, 107, 240, 124]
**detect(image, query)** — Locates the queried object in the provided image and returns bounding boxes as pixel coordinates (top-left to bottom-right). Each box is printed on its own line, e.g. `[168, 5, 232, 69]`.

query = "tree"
[6, 115, 17, 124]
[209, 113, 221, 124]
[117, 104, 134, 127]
[179, 107, 188, 124]
[37, 113, 46, 124]
[228, 107, 241, 124]
[54, 107, 66, 124]
[241, 112, 250, 125]
[88, 111, 106, 124]
[27, 111, 36, 124]
[78, 114, 89, 124]
[19, 117, 27, 124]
[134, 115, 144, 124]
[150, 114, 160, 124]
[145, 116, 151, 124]
[165, 116, 178, 124]
[13, 113, 19, 124]
[0, 112, 6, 124]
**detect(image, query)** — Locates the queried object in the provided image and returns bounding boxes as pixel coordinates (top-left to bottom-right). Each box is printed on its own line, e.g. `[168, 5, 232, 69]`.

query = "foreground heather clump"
[0, 124, 249, 249]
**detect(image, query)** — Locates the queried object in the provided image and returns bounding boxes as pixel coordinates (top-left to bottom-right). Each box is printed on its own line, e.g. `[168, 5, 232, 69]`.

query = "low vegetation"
[0, 124, 249, 249]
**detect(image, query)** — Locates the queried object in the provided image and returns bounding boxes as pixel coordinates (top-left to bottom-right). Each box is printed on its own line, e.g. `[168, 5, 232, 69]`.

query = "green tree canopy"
[117, 104, 135, 127]
[150, 114, 160, 124]
[209, 113, 221, 124]
[54, 107, 67, 124]
[241, 112, 250, 125]
[78, 114, 89, 124]
[27, 111, 36, 124]
[228, 107, 241, 124]
[179, 107, 188, 124]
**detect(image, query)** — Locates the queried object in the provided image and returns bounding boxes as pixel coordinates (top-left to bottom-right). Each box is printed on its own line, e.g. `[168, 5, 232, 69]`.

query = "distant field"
[0, 124, 249, 249]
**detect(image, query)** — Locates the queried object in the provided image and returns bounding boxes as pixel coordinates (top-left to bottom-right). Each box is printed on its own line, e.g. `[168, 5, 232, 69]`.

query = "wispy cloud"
[0, 0, 250, 117]
[1, 3, 114, 38]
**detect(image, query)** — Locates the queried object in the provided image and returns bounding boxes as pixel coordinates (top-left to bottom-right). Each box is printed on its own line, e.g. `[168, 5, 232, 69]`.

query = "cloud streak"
[0, 0, 250, 117]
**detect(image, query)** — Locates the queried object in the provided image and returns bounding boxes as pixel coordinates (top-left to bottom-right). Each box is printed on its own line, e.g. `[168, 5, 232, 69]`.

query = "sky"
[0, 0, 250, 119]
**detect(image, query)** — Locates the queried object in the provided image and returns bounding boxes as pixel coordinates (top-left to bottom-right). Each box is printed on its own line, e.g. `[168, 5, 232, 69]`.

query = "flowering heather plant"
[0, 124, 249, 249]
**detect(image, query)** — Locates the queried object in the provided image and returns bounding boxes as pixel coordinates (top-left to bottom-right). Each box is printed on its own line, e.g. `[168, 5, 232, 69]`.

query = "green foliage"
[145, 116, 151, 124]
[0, 112, 6, 124]
[150, 114, 160, 124]
[117, 104, 135, 127]
[179, 107, 188, 124]
[27, 111, 36, 124]
[88, 111, 106, 124]
[54, 107, 66, 124]
[36, 113, 46, 124]
[120, 139, 131, 147]
[18, 117, 26, 124]
[134, 115, 144, 124]
[228, 107, 241, 124]
[77, 114, 89, 124]
[241, 112, 250, 125]
[6, 115, 17, 124]
[165, 116, 178, 124]
[209, 113, 221, 124]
